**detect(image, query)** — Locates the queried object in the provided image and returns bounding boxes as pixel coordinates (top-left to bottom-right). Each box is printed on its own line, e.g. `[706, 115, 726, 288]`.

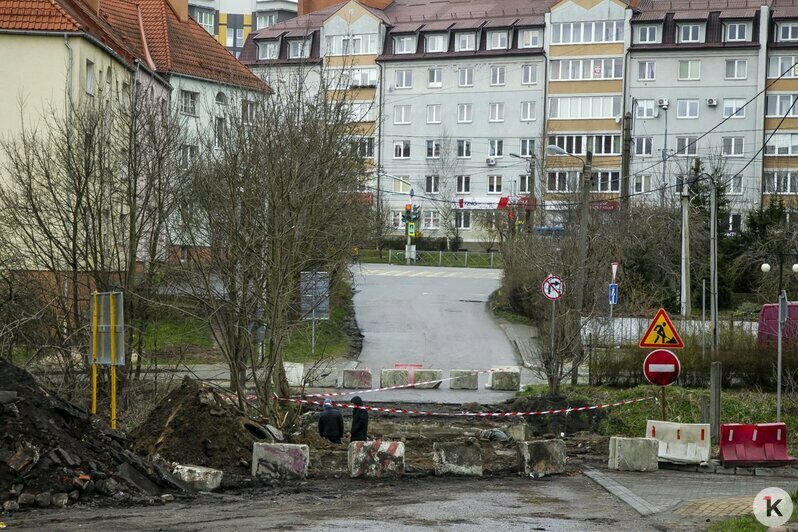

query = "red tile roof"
[0, 0, 80, 31]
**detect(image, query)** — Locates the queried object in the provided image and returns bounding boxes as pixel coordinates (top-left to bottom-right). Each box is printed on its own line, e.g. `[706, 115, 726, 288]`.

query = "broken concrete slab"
[342, 369, 372, 389]
[348, 441, 405, 478]
[433, 440, 483, 476]
[518, 439, 567, 477]
[251, 443, 309, 480]
[284, 362, 304, 387]
[507, 423, 534, 442]
[450, 370, 479, 390]
[173, 465, 223, 491]
[413, 369, 443, 389]
[608, 437, 658, 472]
[380, 369, 409, 388]
[116, 462, 161, 495]
[490, 368, 521, 391]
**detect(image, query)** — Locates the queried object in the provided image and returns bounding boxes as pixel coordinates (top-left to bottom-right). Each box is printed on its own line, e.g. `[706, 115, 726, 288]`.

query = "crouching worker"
[318, 398, 344, 444]
[349, 396, 369, 442]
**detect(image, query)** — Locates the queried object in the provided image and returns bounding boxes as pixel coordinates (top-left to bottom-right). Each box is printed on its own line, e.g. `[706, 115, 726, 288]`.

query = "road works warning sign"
[639, 308, 684, 349]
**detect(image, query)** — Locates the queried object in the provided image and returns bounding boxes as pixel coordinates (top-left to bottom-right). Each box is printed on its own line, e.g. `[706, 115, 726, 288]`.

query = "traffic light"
[402, 203, 411, 223]
[411, 205, 421, 222]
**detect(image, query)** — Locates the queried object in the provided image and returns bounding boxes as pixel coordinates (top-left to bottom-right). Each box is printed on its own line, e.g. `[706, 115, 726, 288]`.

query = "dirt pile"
[0, 359, 183, 511]
[130, 378, 276, 473]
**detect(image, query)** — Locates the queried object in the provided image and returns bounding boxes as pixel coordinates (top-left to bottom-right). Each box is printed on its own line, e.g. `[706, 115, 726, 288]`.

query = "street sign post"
[644, 349, 681, 421]
[301, 271, 330, 356]
[639, 308, 685, 349]
[541, 274, 564, 301]
[608, 283, 618, 305]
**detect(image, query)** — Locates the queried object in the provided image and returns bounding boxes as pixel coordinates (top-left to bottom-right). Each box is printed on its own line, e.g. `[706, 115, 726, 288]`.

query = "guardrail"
[384, 250, 503, 268]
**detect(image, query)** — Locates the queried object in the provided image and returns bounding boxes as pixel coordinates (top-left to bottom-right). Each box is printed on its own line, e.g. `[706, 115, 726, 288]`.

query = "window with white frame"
[344, 101, 376, 122]
[764, 133, 798, 155]
[425, 175, 440, 194]
[727, 213, 743, 233]
[722, 137, 744, 156]
[456, 175, 471, 193]
[549, 96, 621, 119]
[490, 66, 506, 86]
[551, 21, 624, 44]
[394, 140, 410, 158]
[423, 210, 441, 229]
[547, 171, 578, 192]
[455, 211, 471, 229]
[764, 171, 798, 194]
[725, 59, 747, 79]
[633, 175, 651, 193]
[213, 117, 224, 149]
[519, 29, 540, 48]
[549, 135, 620, 155]
[489, 139, 504, 157]
[638, 61, 655, 81]
[394, 105, 411, 124]
[457, 140, 472, 158]
[636, 99, 655, 118]
[392, 177, 411, 193]
[340, 34, 377, 54]
[426, 139, 441, 158]
[456, 32, 476, 51]
[350, 67, 378, 87]
[195, 10, 214, 35]
[458, 67, 473, 86]
[426, 104, 441, 124]
[521, 101, 536, 121]
[392, 211, 406, 229]
[428, 68, 442, 88]
[259, 41, 279, 59]
[634, 137, 653, 156]
[354, 137, 374, 158]
[226, 28, 235, 47]
[457, 103, 472, 123]
[679, 24, 701, 43]
[779, 23, 798, 42]
[487, 30, 508, 50]
[288, 39, 311, 59]
[592, 171, 620, 192]
[769, 56, 798, 78]
[766, 94, 798, 117]
[394, 35, 416, 53]
[549, 58, 623, 80]
[180, 144, 198, 169]
[726, 23, 747, 42]
[395, 70, 412, 88]
[180, 90, 198, 116]
[256, 13, 277, 29]
[518, 174, 530, 193]
[520, 139, 535, 157]
[678, 60, 701, 80]
[723, 98, 746, 118]
[242, 100, 256, 125]
[489, 102, 505, 122]
[522, 64, 538, 85]
[85, 60, 95, 95]
[638, 25, 657, 43]
[677, 99, 699, 118]
[676, 136, 698, 156]
[426, 34, 446, 53]
[488, 175, 503, 194]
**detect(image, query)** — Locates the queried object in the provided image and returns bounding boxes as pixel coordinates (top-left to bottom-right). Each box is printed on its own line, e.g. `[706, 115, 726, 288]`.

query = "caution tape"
[277, 395, 656, 417]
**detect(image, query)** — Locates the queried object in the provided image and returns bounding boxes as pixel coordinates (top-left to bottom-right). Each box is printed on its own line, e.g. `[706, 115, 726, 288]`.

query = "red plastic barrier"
[720, 423, 796, 466]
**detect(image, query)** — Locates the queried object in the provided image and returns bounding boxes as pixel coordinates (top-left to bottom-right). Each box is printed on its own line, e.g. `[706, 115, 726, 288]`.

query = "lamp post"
[509, 152, 537, 231]
[761, 257, 798, 422]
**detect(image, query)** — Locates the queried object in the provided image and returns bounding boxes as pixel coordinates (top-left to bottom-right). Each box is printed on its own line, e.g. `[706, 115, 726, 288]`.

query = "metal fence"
[582, 316, 758, 347]
[387, 249, 503, 269]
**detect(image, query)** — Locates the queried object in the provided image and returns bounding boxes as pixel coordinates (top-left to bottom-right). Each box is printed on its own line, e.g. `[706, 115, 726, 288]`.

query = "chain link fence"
[383, 249, 503, 269]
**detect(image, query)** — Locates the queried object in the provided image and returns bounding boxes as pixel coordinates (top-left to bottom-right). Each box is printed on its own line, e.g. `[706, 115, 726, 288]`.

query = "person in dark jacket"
[349, 396, 369, 441]
[318, 398, 344, 444]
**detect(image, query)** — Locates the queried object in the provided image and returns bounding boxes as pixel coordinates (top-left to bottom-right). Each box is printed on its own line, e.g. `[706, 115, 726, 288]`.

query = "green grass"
[138, 316, 213, 351]
[283, 281, 354, 363]
[708, 491, 798, 531]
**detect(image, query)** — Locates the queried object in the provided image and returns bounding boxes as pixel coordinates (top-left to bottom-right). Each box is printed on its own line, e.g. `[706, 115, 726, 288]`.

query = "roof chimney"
[166, 0, 188, 21]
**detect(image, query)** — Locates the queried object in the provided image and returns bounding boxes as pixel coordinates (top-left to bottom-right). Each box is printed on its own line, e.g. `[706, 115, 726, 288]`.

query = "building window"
[455, 211, 471, 229]
[549, 58, 622, 80]
[592, 171, 620, 192]
[549, 96, 621, 119]
[764, 133, 798, 155]
[195, 10, 214, 35]
[489, 102, 505, 122]
[487, 30, 508, 50]
[518, 174, 531, 193]
[488, 175, 503, 194]
[547, 171, 578, 192]
[548, 135, 620, 155]
[764, 171, 798, 194]
[180, 144, 198, 169]
[768, 56, 798, 78]
[425, 175, 440, 194]
[457, 140, 472, 158]
[456, 175, 471, 193]
[226, 28, 235, 47]
[179, 90, 198, 116]
[423, 210, 441, 230]
[457, 103, 472, 123]
[726, 23, 747, 42]
[638, 61, 656, 81]
[259, 41, 279, 60]
[242, 100, 256, 125]
[458, 67, 473, 87]
[426, 104, 441, 124]
[392, 211, 406, 229]
[723, 99, 746, 118]
[633, 175, 651, 193]
[676, 99, 699, 118]
[519, 29, 540, 48]
[392, 177, 411, 194]
[727, 213, 742, 233]
[725, 59, 747, 80]
[214, 117, 224, 149]
[521, 101, 536, 121]
[490, 66, 506, 86]
[355, 137, 375, 158]
[766, 94, 798, 117]
[521, 64, 538, 85]
[722, 137, 744, 156]
[636, 99, 655, 118]
[639, 26, 657, 43]
[394, 105, 411, 124]
[394, 140, 410, 158]
[634, 137, 653, 156]
[426, 34, 446, 53]
[288, 39, 310, 59]
[394, 35, 416, 53]
[551, 21, 624, 44]
[489, 139, 504, 157]
[520, 139, 535, 157]
[679, 24, 701, 43]
[426, 139, 441, 158]
[456, 32, 476, 51]
[395, 70, 413, 89]
[678, 60, 701, 80]
[349, 67, 378, 87]
[676, 136, 698, 156]
[326, 34, 378, 55]
[428, 68, 442, 88]
[256, 13, 277, 29]
[85, 60, 96, 95]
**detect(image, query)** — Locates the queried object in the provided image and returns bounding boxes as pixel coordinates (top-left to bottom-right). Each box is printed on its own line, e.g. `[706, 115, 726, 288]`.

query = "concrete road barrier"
[433, 440, 483, 476]
[348, 441, 405, 478]
[342, 369, 372, 389]
[305, 366, 338, 387]
[173, 465, 223, 491]
[608, 437, 658, 472]
[517, 439, 566, 477]
[489, 367, 521, 391]
[380, 369, 409, 388]
[646, 420, 710, 464]
[450, 370, 479, 390]
[252, 443, 310, 480]
[413, 369, 443, 389]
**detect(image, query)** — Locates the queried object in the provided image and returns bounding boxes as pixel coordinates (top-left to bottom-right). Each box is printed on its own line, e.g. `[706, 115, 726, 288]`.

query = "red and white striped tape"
[277, 395, 655, 417]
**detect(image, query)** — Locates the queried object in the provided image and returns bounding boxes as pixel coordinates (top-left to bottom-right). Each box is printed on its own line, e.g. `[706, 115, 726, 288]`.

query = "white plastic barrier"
[645, 420, 711, 464]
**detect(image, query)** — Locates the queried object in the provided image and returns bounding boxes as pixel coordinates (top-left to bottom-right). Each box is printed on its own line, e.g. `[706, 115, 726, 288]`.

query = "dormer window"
[638, 26, 657, 43]
[780, 23, 798, 42]
[725, 23, 747, 42]
[487, 30, 508, 50]
[456, 32, 476, 51]
[259, 41, 279, 59]
[425, 34, 446, 53]
[518, 29, 540, 48]
[679, 24, 701, 43]
[288, 38, 310, 59]
[394, 35, 416, 54]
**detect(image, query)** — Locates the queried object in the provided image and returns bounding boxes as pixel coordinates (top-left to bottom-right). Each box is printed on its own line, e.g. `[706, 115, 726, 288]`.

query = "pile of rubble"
[0, 359, 184, 512]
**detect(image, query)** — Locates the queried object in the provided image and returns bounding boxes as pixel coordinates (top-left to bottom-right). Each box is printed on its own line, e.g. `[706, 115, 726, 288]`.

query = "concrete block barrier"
[252, 443, 309, 480]
[517, 439, 566, 477]
[413, 369, 443, 389]
[305, 366, 338, 387]
[646, 420, 710, 464]
[507, 423, 535, 442]
[490, 367, 521, 391]
[348, 441, 405, 478]
[608, 437, 658, 472]
[342, 369, 372, 389]
[173, 465, 223, 491]
[380, 369, 409, 388]
[450, 370, 479, 390]
[433, 440, 483, 476]
[720, 423, 796, 466]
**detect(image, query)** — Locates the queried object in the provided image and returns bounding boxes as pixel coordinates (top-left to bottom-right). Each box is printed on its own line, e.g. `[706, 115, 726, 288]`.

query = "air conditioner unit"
[657, 98, 669, 109]
[706, 98, 718, 107]
[486, 157, 497, 166]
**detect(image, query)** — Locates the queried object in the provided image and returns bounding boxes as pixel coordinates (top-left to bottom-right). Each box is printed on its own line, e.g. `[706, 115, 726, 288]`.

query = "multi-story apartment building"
[188, 0, 297, 57]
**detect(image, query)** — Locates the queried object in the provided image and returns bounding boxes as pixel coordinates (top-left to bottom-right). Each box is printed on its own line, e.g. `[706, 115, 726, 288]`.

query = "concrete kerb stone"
[342, 369, 372, 389]
[517, 439, 566, 477]
[433, 439, 483, 476]
[489, 367, 521, 391]
[252, 443, 309, 480]
[380, 369, 409, 388]
[450, 370, 479, 390]
[172, 465, 223, 491]
[348, 441, 405, 478]
[608, 437, 658, 472]
[413, 369, 443, 389]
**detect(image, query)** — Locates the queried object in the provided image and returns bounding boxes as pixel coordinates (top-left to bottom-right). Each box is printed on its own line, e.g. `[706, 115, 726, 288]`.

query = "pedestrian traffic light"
[411, 205, 421, 222]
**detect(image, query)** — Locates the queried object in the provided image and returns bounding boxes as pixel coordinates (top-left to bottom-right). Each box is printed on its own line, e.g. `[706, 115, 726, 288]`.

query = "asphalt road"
[350, 263, 524, 404]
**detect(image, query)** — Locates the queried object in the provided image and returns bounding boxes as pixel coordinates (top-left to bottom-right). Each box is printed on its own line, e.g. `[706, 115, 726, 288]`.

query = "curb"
[659, 461, 798, 478]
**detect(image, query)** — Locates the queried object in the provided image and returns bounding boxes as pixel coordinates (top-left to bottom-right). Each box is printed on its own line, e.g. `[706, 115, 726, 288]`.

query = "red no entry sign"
[643, 349, 681, 386]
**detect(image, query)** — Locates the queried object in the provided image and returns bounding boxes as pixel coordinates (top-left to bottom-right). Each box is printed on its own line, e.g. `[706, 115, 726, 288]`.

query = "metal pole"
[778, 290, 787, 422]
[710, 180, 718, 353]
[389, 249, 392, 265]
[609, 296, 614, 347]
[710, 361, 721, 442]
[621, 112, 632, 212]
[661, 386, 667, 421]
[551, 299, 556, 372]
[680, 172, 692, 316]
[311, 306, 316, 356]
[702, 279, 706, 361]
[660, 108, 668, 206]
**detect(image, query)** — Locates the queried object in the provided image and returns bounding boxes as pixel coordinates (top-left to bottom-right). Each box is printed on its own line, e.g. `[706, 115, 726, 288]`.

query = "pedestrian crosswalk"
[357, 267, 502, 280]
